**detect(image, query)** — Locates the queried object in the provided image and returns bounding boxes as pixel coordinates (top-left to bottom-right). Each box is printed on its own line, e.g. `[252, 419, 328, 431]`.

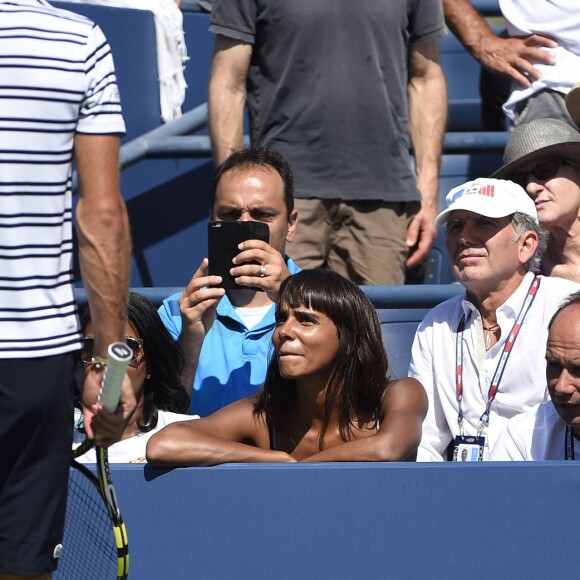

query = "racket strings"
[54, 465, 118, 579]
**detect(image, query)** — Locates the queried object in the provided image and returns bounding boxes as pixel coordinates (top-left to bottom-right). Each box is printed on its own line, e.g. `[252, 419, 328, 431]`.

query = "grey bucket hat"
[491, 118, 580, 180]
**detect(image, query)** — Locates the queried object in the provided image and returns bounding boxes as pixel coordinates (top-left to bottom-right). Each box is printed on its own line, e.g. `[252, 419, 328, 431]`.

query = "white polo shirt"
[491, 401, 579, 461]
[410, 272, 580, 461]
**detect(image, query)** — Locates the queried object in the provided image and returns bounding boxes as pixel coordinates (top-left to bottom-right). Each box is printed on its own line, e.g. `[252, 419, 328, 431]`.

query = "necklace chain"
[483, 323, 500, 350]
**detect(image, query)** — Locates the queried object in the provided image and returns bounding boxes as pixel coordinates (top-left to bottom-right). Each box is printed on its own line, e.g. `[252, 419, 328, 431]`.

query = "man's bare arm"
[208, 35, 252, 165]
[406, 40, 447, 269]
[75, 134, 130, 351]
[177, 258, 225, 395]
[443, 0, 556, 87]
[75, 133, 135, 442]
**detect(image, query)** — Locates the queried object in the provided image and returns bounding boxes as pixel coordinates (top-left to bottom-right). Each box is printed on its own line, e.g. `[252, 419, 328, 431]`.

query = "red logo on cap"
[477, 184, 495, 197]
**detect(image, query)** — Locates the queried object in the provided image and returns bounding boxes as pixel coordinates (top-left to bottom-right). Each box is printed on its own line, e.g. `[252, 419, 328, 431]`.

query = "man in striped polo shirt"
[0, 2, 134, 577]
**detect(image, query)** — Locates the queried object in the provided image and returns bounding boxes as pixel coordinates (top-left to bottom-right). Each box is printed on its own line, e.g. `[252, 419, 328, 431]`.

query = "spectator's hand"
[477, 34, 557, 87]
[82, 370, 136, 446]
[405, 205, 438, 270]
[231, 239, 291, 301]
[179, 258, 225, 346]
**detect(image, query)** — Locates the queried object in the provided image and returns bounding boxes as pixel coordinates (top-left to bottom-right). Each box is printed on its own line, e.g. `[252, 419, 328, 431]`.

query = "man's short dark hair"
[212, 147, 295, 217]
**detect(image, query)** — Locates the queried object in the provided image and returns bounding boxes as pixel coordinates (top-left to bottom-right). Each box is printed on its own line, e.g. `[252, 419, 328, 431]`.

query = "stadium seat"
[52, 2, 162, 142]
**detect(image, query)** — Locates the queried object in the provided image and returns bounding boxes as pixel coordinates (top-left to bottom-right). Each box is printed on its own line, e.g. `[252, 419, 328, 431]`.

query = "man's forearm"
[208, 84, 245, 165]
[208, 38, 250, 165]
[74, 134, 131, 357]
[443, 0, 495, 61]
[208, 54, 246, 166]
[444, 0, 557, 85]
[76, 195, 131, 355]
[408, 64, 447, 209]
[177, 334, 204, 397]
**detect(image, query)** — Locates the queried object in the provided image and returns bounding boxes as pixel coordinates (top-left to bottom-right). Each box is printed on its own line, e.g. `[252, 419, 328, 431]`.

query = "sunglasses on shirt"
[81, 336, 144, 368]
[512, 159, 568, 188]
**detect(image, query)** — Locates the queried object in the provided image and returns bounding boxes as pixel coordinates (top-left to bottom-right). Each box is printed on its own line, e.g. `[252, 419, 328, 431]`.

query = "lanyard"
[455, 276, 541, 436]
[565, 425, 576, 461]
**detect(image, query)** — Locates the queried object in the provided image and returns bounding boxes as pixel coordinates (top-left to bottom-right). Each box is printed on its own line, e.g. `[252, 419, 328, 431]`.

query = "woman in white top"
[75, 292, 193, 463]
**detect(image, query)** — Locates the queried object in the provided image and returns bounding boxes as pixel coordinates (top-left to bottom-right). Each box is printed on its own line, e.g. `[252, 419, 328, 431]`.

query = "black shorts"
[0, 353, 82, 576]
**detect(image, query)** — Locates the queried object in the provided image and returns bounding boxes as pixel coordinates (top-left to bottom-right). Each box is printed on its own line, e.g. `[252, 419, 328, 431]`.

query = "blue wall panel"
[90, 463, 580, 580]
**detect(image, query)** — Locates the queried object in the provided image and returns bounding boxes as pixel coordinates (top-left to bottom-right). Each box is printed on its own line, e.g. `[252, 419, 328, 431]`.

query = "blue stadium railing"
[73, 283, 465, 311]
[74, 283, 465, 380]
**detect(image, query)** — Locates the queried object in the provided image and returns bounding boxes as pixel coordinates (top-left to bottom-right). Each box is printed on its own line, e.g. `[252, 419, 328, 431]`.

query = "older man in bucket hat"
[492, 118, 580, 280]
[409, 177, 580, 461]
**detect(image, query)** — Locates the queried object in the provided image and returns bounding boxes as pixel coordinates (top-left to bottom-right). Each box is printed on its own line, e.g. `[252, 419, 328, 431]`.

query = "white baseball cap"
[434, 178, 538, 229]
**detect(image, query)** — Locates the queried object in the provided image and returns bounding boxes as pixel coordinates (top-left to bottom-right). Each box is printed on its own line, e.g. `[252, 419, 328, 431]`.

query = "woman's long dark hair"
[79, 292, 190, 433]
[253, 270, 391, 447]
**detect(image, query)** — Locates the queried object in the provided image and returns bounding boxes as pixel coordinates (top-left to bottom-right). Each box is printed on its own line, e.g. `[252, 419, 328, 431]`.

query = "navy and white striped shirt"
[0, 0, 125, 357]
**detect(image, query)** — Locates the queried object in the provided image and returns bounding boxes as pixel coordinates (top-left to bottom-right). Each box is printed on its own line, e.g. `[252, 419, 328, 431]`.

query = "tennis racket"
[55, 342, 133, 580]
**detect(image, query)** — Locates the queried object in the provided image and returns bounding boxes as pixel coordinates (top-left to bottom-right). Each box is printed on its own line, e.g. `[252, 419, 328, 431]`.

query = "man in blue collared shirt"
[159, 147, 299, 416]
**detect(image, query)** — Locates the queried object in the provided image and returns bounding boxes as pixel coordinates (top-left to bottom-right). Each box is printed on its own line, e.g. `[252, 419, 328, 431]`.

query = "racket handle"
[98, 342, 133, 413]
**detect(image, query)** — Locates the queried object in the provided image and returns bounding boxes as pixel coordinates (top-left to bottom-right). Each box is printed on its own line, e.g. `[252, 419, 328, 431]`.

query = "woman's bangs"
[282, 274, 335, 316]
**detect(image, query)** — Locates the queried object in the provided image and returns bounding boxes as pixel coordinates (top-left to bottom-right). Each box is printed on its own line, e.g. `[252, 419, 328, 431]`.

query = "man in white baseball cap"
[434, 178, 538, 229]
[409, 178, 580, 461]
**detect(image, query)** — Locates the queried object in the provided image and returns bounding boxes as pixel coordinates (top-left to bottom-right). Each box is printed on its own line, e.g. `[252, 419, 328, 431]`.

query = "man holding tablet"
[159, 147, 299, 417]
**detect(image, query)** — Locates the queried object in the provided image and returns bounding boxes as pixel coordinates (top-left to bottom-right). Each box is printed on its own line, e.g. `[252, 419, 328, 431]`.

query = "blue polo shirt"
[158, 258, 300, 417]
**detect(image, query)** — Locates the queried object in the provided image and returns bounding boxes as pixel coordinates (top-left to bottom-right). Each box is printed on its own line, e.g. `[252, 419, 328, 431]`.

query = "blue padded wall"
[441, 32, 484, 132]
[81, 462, 580, 580]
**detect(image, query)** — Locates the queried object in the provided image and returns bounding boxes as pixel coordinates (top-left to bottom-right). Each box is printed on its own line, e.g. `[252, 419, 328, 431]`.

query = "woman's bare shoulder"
[382, 377, 428, 414]
[388, 376, 425, 392]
